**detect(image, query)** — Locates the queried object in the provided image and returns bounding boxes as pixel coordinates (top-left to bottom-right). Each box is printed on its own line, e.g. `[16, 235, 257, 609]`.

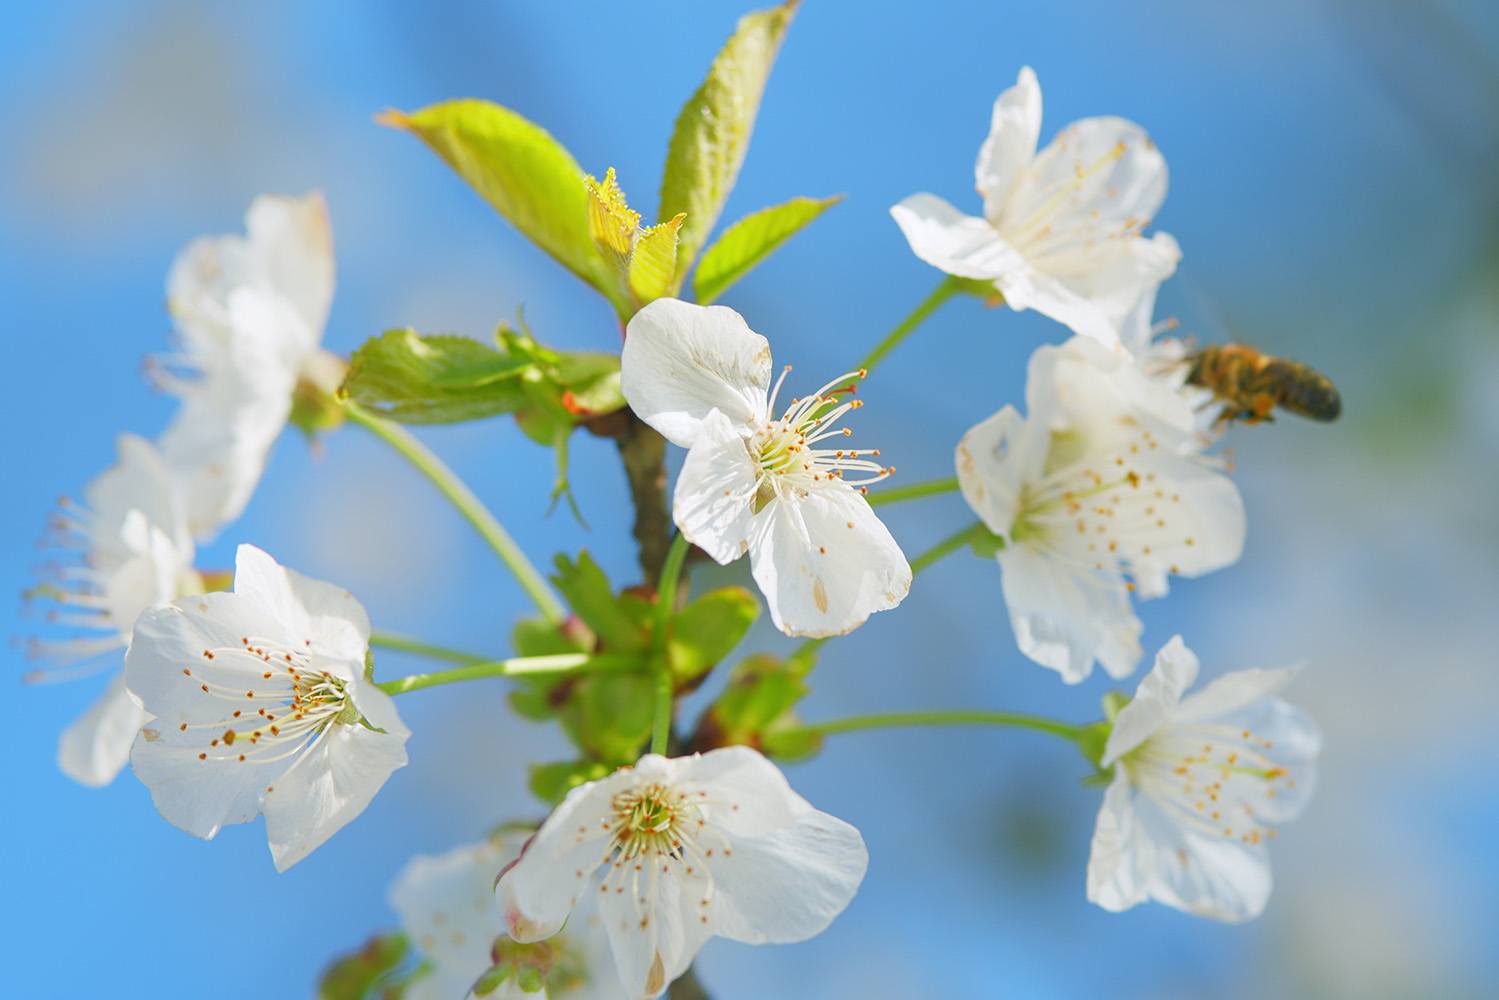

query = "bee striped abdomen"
[1186, 344, 1341, 425]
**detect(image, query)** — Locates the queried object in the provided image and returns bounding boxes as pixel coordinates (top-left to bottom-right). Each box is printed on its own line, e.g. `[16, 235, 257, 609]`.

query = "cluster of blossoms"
[27, 7, 1330, 996]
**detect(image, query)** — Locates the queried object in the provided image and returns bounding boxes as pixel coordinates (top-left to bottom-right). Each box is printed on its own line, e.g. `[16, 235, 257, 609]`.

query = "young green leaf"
[667, 586, 759, 682]
[339, 329, 531, 423]
[550, 552, 648, 653]
[564, 673, 657, 765]
[658, 0, 799, 289]
[528, 759, 611, 806]
[379, 100, 626, 312]
[693, 195, 842, 303]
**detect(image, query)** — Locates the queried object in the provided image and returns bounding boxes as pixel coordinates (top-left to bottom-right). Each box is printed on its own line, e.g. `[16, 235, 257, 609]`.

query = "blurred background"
[3, 1, 1497, 997]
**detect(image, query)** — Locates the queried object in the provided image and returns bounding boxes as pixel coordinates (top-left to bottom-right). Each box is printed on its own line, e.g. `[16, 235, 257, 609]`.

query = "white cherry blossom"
[152, 192, 338, 539]
[125, 544, 407, 871]
[620, 298, 910, 637]
[497, 747, 868, 999]
[1087, 636, 1321, 921]
[27, 434, 197, 786]
[956, 336, 1245, 682]
[392, 835, 616, 1000]
[891, 66, 1180, 347]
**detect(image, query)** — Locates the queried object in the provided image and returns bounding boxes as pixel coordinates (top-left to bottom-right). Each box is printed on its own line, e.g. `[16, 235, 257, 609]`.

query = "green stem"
[344, 402, 566, 624]
[868, 476, 960, 508]
[858, 277, 960, 373]
[650, 533, 691, 756]
[369, 631, 488, 666]
[910, 520, 993, 574]
[795, 710, 1082, 743]
[376, 653, 641, 696]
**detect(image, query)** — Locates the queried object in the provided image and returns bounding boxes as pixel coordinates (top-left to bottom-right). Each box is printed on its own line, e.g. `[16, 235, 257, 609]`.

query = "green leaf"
[715, 653, 808, 734]
[339, 329, 531, 423]
[658, 1, 799, 289]
[529, 759, 611, 806]
[381, 100, 625, 312]
[668, 586, 758, 682]
[627, 213, 686, 304]
[693, 195, 841, 303]
[317, 933, 410, 1000]
[550, 552, 647, 653]
[565, 672, 656, 764]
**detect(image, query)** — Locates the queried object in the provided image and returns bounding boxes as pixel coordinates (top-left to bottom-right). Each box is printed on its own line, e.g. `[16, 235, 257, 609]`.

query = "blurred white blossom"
[892, 66, 1179, 348]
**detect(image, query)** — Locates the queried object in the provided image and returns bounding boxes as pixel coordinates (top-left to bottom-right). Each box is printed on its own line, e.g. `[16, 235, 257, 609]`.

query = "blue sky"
[3, 2, 1497, 997]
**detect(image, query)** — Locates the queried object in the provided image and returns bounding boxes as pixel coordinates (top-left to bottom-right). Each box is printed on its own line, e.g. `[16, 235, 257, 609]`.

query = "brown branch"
[613, 412, 672, 582]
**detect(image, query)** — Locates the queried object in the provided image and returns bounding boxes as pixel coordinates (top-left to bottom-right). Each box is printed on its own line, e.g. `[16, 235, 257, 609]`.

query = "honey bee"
[1185, 344, 1341, 425]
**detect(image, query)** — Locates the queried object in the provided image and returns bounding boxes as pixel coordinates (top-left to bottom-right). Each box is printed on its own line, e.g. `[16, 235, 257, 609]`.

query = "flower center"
[1009, 422, 1192, 588]
[751, 365, 892, 509]
[177, 637, 360, 767]
[608, 783, 696, 860]
[1126, 722, 1296, 846]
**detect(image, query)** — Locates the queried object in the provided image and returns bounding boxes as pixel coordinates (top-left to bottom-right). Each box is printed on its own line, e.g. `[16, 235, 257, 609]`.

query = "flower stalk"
[343, 402, 567, 624]
[857, 276, 961, 372]
[866, 476, 960, 507]
[649, 532, 692, 755]
[376, 652, 643, 696]
[790, 709, 1084, 744]
[369, 630, 489, 666]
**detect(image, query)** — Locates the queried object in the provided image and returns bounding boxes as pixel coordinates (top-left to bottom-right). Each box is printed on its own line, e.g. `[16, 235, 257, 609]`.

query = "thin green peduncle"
[344, 402, 567, 625]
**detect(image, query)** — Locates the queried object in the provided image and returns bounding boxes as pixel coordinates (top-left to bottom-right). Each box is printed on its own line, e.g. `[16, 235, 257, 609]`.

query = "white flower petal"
[1087, 774, 1273, 922]
[498, 769, 637, 943]
[244, 191, 335, 354]
[674, 745, 807, 837]
[1102, 635, 1199, 766]
[976, 66, 1043, 221]
[672, 410, 758, 566]
[748, 486, 910, 638]
[997, 543, 1142, 683]
[233, 543, 371, 670]
[596, 861, 706, 999]
[130, 735, 273, 840]
[889, 193, 1021, 280]
[997, 231, 1180, 349]
[85, 435, 193, 564]
[158, 348, 292, 540]
[126, 600, 286, 840]
[57, 674, 149, 787]
[1026, 333, 1196, 443]
[264, 711, 408, 871]
[1125, 451, 1246, 588]
[620, 299, 772, 448]
[125, 594, 286, 727]
[1001, 116, 1169, 240]
[1085, 772, 1148, 913]
[168, 192, 331, 368]
[954, 405, 1050, 537]
[706, 809, 867, 945]
[1174, 666, 1294, 724]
